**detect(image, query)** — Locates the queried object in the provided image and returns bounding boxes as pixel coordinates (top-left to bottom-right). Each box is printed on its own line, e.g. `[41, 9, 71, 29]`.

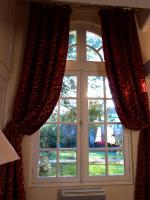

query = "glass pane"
[59, 151, 76, 162]
[89, 163, 106, 176]
[105, 78, 112, 98]
[59, 163, 76, 177]
[108, 150, 125, 175]
[61, 76, 77, 97]
[38, 151, 56, 177]
[89, 151, 106, 176]
[67, 46, 77, 60]
[106, 100, 120, 122]
[39, 124, 57, 148]
[69, 31, 76, 46]
[88, 100, 104, 122]
[86, 46, 101, 61]
[60, 99, 77, 122]
[89, 125, 105, 148]
[89, 150, 105, 162]
[47, 104, 58, 122]
[67, 30, 77, 61]
[88, 76, 104, 98]
[99, 48, 104, 61]
[86, 31, 102, 49]
[107, 124, 123, 147]
[60, 124, 77, 148]
[59, 151, 76, 176]
[89, 164, 106, 176]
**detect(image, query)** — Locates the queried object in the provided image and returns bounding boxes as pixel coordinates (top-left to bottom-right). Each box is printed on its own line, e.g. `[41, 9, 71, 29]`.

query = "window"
[32, 24, 132, 185]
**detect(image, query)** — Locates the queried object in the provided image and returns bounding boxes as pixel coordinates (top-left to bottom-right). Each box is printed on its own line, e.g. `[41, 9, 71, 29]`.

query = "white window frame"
[30, 22, 133, 187]
[82, 71, 132, 183]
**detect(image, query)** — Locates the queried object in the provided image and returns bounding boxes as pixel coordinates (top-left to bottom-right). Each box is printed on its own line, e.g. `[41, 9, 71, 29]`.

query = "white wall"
[0, 0, 16, 128]
[138, 20, 150, 63]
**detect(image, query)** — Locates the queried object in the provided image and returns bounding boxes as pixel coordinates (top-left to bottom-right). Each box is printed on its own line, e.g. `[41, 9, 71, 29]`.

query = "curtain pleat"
[0, 3, 71, 200]
[99, 8, 150, 200]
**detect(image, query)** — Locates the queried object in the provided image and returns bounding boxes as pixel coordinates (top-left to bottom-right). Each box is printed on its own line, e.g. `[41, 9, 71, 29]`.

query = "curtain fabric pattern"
[0, 3, 71, 200]
[100, 9, 150, 200]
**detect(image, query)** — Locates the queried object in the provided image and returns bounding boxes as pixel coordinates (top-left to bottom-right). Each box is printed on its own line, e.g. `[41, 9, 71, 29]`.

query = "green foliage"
[60, 99, 77, 122]
[38, 156, 50, 176]
[59, 151, 76, 160]
[59, 163, 76, 176]
[89, 164, 106, 176]
[39, 161, 56, 177]
[60, 125, 77, 148]
[108, 164, 124, 175]
[61, 76, 77, 97]
[40, 124, 57, 148]
[88, 100, 103, 122]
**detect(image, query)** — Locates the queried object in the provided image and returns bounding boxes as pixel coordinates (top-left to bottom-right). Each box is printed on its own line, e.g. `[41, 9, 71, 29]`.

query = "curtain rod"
[17, 0, 143, 11]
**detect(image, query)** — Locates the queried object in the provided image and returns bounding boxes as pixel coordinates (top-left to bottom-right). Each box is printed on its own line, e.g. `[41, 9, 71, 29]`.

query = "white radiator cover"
[58, 188, 106, 200]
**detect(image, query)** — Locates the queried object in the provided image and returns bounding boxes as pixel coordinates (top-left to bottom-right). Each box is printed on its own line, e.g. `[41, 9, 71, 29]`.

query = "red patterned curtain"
[99, 8, 150, 200]
[0, 3, 71, 200]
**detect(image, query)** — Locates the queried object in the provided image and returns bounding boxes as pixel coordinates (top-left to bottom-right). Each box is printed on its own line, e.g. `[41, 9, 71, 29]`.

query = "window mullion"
[103, 77, 109, 176]
[57, 100, 61, 177]
[81, 70, 89, 182]
[76, 71, 81, 180]
[77, 28, 86, 62]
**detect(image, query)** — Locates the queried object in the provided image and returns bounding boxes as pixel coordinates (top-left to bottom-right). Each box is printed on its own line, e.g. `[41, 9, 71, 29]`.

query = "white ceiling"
[25, 0, 150, 9]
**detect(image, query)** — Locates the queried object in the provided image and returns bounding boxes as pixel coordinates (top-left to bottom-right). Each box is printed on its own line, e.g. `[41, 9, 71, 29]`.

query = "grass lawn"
[39, 150, 124, 177]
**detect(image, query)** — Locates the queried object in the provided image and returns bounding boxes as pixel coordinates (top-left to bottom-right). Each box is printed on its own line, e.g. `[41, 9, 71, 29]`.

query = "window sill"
[29, 179, 133, 188]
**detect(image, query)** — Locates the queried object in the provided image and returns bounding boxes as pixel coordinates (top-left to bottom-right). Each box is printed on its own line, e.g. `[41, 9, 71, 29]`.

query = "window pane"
[86, 31, 102, 49]
[39, 124, 57, 148]
[59, 151, 76, 161]
[38, 151, 56, 177]
[99, 48, 104, 62]
[88, 76, 104, 98]
[59, 163, 76, 177]
[60, 124, 77, 148]
[108, 150, 125, 175]
[105, 78, 112, 98]
[59, 151, 76, 177]
[89, 164, 106, 176]
[61, 76, 77, 97]
[107, 124, 124, 147]
[47, 104, 58, 122]
[86, 46, 101, 61]
[89, 125, 105, 148]
[67, 45, 77, 60]
[69, 31, 76, 46]
[67, 31, 77, 60]
[106, 100, 120, 122]
[89, 150, 105, 162]
[88, 100, 104, 122]
[89, 151, 106, 176]
[60, 99, 77, 122]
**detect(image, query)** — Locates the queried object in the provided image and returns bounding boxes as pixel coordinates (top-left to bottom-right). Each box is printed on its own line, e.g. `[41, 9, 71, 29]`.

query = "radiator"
[58, 188, 106, 200]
